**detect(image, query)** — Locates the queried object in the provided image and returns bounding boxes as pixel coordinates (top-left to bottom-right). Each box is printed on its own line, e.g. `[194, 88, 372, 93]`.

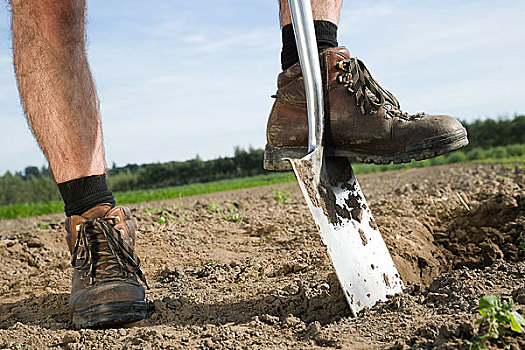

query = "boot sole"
[264, 128, 469, 171]
[72, 301, 148, 329]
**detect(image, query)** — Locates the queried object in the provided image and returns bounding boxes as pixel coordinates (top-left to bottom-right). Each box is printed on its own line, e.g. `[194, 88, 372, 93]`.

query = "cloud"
[337, 0, 525, 119]
[0, 0, 524, 174]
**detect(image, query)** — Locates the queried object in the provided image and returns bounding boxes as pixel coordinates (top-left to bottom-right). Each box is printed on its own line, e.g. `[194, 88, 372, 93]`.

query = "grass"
[114, 172, 296, 204]
[351, 155, 525, 175]
[1, 145, 524, 220]
[0, 172, 296, 220]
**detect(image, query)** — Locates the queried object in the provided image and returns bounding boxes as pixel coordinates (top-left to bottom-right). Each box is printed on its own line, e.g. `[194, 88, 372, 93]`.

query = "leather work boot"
[65, 204, 149, 329]
[264, 47, 469, 170]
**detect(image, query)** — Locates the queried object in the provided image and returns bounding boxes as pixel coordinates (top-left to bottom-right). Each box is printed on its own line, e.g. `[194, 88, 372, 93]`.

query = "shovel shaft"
[287, 0, 324, 153]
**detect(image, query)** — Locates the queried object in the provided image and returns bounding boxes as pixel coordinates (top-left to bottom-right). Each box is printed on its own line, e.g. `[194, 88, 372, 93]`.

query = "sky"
[0, 0, 523, 175]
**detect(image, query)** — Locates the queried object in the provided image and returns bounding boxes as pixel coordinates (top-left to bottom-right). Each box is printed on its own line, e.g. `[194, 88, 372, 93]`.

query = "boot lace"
[71, 217, 149, 288]
[336, 57, 424, 120]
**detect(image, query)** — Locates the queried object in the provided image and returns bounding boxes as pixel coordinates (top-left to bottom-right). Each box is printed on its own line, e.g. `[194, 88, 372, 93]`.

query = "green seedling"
[469, 296, 525, 349]
[144, 205, 156, 217]
[223, 203, 242, 222]
[207, 199, 221, 214]
[157, 210, 177, 224]
[35, 222, 50, 230]
[272, 188, 293, 205]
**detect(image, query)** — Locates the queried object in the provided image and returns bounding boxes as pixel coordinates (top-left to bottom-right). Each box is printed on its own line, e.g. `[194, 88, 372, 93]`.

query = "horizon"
[1, 114, 524, 177]
[0, 0, 524, 175]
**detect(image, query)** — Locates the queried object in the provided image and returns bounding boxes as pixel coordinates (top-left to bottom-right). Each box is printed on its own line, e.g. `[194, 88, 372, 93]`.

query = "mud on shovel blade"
[287, 0, 403, 316]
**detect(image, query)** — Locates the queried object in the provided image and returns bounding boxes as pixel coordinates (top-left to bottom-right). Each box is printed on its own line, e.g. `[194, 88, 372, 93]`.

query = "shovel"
[283, 0, 404, 316]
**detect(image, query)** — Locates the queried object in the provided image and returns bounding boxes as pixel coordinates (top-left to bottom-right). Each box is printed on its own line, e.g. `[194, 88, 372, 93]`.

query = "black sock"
[58, 174, 116, 217]
[280, 20, 339, 71]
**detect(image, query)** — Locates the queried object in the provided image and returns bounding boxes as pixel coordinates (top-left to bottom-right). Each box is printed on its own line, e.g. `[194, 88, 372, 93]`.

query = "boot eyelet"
[107, 216, 121, 225]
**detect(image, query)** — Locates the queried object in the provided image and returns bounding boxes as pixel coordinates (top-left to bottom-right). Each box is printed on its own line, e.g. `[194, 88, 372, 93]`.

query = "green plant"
[207, 199, 221, 214]
[466, 147, 486, 161]
[469, 296, 525, 349]
[273, 188, 293, 205]
[223, 203, 242, 222]
[506, 144, 525, 156]
[157, 210, 176, 224]
[446, 151, 467, 163]
[486, 146, 508, 159]
[143, 205, 156, 216]
[34, 222, 50, 230]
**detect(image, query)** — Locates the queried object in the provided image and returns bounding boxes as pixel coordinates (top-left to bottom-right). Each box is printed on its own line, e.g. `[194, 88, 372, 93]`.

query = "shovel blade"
[289, 150, 403, 316]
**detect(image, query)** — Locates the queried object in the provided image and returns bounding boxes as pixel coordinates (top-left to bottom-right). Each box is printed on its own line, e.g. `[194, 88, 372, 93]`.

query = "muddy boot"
[264, 47, 468, 170]
[65, 204, 149, 329]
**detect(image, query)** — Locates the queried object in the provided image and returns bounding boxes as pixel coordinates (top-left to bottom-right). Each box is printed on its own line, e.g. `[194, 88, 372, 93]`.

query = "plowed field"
[1, 163, 524, 349]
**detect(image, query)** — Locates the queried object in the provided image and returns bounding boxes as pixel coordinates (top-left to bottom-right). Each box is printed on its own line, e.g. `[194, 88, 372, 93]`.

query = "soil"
[0, 162, 524, 349]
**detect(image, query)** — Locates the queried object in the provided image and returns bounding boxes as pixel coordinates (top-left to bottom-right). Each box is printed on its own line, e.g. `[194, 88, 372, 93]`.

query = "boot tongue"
[81, 204, 113, 220]
[65, 204, 113, 253]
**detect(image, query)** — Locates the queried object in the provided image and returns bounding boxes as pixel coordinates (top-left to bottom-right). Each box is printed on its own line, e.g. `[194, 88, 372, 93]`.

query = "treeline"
[1, 115, 524, 206]
[461, 116, 525, 150]
[0, 147, 266, 206]
[108, 147, 264, 191]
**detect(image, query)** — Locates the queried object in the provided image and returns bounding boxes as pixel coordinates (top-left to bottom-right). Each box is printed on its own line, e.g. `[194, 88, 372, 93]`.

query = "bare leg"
[279, 0, 342, 27]
[10, 0, 106, 183]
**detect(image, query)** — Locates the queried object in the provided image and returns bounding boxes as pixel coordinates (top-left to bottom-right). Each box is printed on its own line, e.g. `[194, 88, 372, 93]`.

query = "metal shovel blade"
[289, 151, 403, 316]
[286, 0, 403, 316]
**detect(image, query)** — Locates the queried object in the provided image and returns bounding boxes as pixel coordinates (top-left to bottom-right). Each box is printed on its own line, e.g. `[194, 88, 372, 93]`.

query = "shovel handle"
[288, 0, 324, 153]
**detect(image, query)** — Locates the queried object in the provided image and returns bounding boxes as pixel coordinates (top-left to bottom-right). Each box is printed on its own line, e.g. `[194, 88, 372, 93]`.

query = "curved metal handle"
[288, 0, 324, 153]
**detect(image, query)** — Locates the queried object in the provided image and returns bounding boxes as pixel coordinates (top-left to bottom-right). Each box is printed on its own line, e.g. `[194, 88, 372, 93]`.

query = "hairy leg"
[10, 0, 106, 183]
[279, 0, 342, 27]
